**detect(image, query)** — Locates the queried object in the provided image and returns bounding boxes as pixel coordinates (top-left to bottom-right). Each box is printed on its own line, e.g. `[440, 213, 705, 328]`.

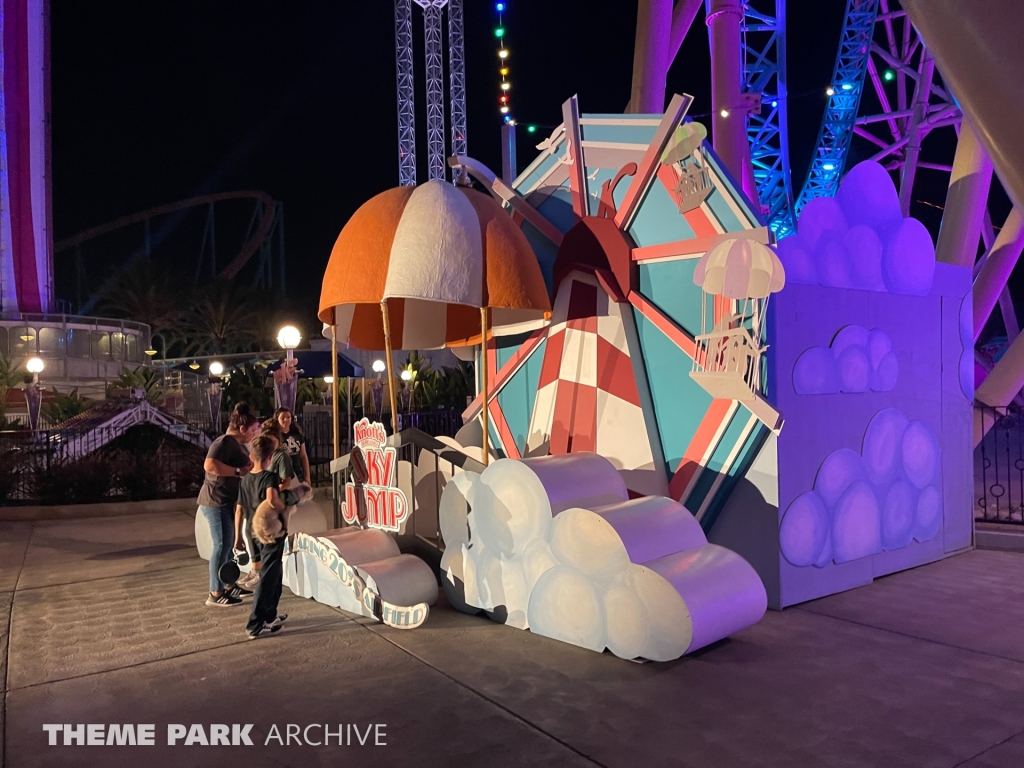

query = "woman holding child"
[197, 403, 260, 607]
[236, 434, 289, 639]
[233, 419, 297, 591]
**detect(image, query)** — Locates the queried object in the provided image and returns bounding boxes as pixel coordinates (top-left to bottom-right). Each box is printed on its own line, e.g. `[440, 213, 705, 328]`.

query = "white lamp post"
[400, 369, 414, 414]
[371, 359, 386, 417]
[25, 357, 44, 432]
[322, 375, 334, 406]
[274, 325, 302, 414]
[208, 361, 224, 431]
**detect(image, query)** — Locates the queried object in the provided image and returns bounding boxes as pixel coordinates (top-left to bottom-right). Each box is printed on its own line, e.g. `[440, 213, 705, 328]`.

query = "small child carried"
[236, 435, 289, 639]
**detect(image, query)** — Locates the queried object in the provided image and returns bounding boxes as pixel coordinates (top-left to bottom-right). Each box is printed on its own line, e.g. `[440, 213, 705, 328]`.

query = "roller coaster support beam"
[707, 0, 757, 202]
[629, 0, 672, 114]
[670, 0, 703, 62]
[935, 120, 993, 269]
[973, 207, 1024, 343]
[903, 0, 1024, 443]
[897, 50, 934, 216]
[975, 327, 1024, 445]
[627, 0, 702, 115]
[902, 0, 1024, 211]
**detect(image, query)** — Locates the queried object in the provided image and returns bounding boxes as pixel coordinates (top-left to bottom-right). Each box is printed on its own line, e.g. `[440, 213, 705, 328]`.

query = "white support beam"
[974, 206, 1024, 341]
[935, 119, 993, 267]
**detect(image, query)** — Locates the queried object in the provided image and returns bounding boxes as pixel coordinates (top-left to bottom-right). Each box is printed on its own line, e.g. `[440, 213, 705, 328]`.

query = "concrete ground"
[2, 512, 1024, 768]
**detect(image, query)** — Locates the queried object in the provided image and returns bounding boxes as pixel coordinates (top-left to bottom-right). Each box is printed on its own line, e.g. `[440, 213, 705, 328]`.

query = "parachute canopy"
[693, 238, 786, 299]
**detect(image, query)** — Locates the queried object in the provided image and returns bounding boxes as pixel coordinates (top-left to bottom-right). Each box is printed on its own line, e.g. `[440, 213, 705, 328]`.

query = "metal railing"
[161, 406, 466, 489]
[975, 403, 1024, 524]
[0, 424, 206, 505]
[301, 408, 463, 487]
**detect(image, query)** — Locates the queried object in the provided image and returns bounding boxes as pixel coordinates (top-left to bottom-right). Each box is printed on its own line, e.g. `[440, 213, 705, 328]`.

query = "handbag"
[218, 548, 250, 585]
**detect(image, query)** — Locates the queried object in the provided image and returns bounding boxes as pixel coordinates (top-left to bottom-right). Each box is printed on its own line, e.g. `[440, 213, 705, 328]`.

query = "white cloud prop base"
[440, 454, 767, 661]
[283, 526, 438, 626]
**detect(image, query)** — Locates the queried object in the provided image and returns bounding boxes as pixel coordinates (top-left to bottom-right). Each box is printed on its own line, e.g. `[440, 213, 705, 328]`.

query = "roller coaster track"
[786, 0, 878, 235]
[741, 0, 793, 236]
[54, 190, 277, 280]
[747, 0, 962, 237]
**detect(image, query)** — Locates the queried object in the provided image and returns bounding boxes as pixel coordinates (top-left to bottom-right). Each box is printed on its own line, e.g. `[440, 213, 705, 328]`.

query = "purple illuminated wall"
[708, 160, 972, 609]
[766, 267, 971, 606]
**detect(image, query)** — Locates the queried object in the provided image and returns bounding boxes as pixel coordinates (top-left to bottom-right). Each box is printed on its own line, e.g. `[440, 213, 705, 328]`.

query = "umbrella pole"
[380, 300, 401, 435]
[331, 323, 340, 459]
[346, 376, 352, 450]
[480, 306, 489, 466]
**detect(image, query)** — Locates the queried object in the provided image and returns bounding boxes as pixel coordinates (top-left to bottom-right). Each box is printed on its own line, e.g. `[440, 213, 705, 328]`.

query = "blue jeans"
[199, 504, 234, 593]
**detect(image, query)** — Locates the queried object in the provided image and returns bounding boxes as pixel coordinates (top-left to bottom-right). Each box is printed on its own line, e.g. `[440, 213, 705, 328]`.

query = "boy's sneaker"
[247, 622, 283, 640]
[238, 572, 259, 589]
[224, 585, 253, 599]
[268, 614, 289, 629]
[206, 593, 243, 607]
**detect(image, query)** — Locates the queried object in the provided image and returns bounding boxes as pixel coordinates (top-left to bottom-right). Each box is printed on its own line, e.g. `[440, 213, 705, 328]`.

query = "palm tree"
[96, 258, 187, 334]
[108, 366, 164, 402]
[0, 353, 23, 424]
[176, 279, 262, 356]
[42, 387, 93, 424]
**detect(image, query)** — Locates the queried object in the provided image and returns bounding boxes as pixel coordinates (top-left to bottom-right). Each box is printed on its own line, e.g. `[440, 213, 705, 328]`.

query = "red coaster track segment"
[54, 190, 276, 279]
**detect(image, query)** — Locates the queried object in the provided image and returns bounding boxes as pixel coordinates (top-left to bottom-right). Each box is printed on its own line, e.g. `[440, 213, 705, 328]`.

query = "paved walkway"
[2, 512, 1024, 767]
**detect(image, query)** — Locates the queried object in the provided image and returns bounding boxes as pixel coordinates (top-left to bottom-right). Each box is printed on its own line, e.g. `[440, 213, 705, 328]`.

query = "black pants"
[245, 515, 262, 564]
[246, 537, 284, 632]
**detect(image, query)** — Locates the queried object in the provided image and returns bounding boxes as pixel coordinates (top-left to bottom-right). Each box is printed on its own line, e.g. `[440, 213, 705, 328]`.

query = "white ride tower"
[394, 0, 467, 185]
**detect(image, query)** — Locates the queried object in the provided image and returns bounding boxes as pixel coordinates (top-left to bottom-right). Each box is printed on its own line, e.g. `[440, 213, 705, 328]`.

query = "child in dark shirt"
[261, 419, 298, 507]
[235, 436, 288, 639]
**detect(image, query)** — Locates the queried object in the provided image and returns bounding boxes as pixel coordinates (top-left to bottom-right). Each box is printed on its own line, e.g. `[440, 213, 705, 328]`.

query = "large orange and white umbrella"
[319, 179, 551, 457]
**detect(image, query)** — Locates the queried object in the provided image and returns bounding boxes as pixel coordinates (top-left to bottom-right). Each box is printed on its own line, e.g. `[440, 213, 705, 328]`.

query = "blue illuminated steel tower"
[741, 0, 793, 236]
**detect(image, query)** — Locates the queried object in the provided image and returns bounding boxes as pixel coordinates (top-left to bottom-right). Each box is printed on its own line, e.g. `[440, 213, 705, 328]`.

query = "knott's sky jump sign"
[342, 419, 410, 532]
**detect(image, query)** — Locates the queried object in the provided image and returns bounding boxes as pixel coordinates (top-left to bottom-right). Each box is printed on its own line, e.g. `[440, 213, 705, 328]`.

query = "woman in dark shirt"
[198, 403, 261, 606]
[275, 407, 310, 486]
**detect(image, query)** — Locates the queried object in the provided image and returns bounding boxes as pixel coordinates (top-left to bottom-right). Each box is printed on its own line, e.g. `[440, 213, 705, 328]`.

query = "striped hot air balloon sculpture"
[319, 179, 551, 458]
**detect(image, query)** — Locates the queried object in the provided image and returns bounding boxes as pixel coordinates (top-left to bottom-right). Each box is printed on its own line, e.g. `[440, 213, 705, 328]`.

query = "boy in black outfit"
[237, 436, 288, 639]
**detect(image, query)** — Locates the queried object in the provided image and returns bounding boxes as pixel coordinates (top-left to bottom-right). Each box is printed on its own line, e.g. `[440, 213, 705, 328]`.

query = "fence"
[297, 407, 463, 486]
[0, 423, 207, 505]
[975, 403, 1024, 524]
[0, 400, 472, 506]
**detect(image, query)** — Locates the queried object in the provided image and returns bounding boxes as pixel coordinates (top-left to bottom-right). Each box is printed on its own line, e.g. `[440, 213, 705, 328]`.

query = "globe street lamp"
[277, 326, 301, 359]
[400, 369, 414, 414]
[274, 325, 302, 414]
[25, 357, 44, 432]
[322, 375, 334, 406]
[208, 361, 225, 431]
[370, 359, 386, 417]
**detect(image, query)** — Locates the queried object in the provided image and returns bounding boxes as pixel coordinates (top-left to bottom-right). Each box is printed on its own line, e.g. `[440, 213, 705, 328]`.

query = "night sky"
[50, 1, 984, 330]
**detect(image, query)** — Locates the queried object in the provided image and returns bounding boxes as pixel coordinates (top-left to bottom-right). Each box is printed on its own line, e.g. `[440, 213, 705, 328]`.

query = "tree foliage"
[42, 387, 93, 424]
[0, 353, 24, 425]
[96, 258, 185, 334]
[107, 366, 163, 402]
[221, 362, 274, 417]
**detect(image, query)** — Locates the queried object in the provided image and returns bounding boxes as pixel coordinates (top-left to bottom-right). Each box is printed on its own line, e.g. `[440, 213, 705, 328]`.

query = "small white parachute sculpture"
[690, 238, 786, 401]
[439, 453, 767, 662]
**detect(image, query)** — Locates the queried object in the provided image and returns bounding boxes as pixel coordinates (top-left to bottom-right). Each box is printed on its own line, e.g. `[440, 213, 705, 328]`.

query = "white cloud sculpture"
[440, 453, 767, 662]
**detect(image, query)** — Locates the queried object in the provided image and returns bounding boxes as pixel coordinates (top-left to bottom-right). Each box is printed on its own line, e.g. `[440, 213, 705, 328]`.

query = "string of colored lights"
[495, 2, 514, 124]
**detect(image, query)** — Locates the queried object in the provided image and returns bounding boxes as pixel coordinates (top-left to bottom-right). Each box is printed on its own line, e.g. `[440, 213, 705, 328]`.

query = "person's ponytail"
[228, 402, 258, 432]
